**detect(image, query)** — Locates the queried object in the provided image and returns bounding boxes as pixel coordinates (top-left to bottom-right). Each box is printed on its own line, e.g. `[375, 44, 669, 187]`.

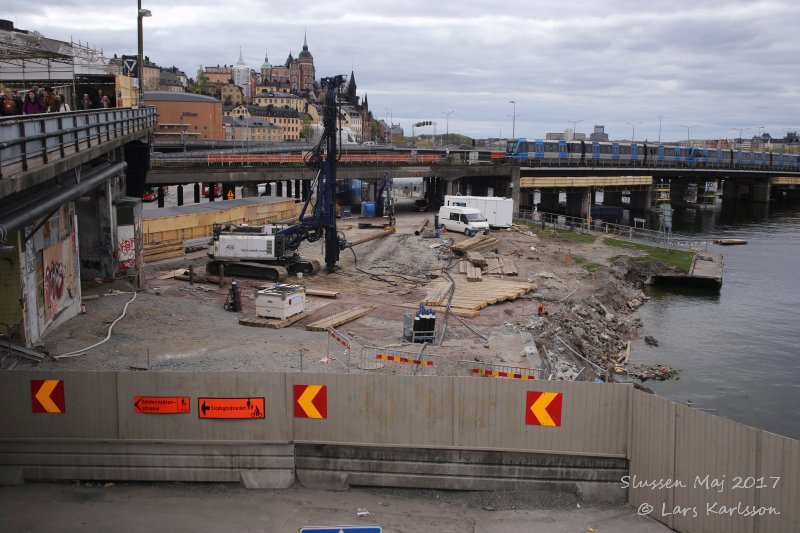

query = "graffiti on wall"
[117, 225, 137, 271]
[42, 239, 74, 323]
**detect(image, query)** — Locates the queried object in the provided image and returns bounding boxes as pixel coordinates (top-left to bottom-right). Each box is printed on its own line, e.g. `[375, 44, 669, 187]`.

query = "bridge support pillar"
[241, 184, 258, 198]
[276, 181, 283, 197]
[263, 182, 272, 196]
[286, 180, 293, 198]
[751, 180, 771, 203]
[207, 183, 215, 202]
[302, 180, 310, 200]
[538, 191, 559, 212]
[510, 167, 521, 212]
[566, 190, 590, 218]
[602, 191, 623, 206]
[177, 185, 183, 206]
[157, 185, 165, 208]
[294, 180, 301, 199]
[670, 181, 690, 205]
[194, 183, 200, 204]
[629, 188, 651, 211]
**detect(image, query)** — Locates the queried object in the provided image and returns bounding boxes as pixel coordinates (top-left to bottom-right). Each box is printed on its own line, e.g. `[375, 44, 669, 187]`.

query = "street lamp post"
[625, 121, 642, 142]
[137, 2, 152, 107]
[442, 110, 454, 147]
[385, 107, 393, 144]
[568, 119, 583, 140]
[508, 101, 519, 139]
[680, 124, 697, 147]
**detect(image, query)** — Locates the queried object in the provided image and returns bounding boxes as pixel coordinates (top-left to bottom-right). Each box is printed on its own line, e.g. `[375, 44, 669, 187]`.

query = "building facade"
[145, 91, 223, 141]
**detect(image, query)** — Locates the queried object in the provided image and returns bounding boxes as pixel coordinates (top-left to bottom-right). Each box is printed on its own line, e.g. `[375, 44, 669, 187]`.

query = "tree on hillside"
[194, 65, 208, 94]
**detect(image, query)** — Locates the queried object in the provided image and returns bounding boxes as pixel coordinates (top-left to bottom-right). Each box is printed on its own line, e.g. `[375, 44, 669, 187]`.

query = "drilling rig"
[207, 75, 348, 280]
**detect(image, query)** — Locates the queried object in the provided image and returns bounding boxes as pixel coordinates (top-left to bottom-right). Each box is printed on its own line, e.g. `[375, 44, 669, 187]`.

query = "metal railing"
[0, 107, 157, 179]
[514, 209, 708, 250]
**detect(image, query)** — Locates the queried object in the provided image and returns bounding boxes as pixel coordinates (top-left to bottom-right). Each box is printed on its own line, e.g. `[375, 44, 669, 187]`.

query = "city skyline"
[4, 0, 799, 141]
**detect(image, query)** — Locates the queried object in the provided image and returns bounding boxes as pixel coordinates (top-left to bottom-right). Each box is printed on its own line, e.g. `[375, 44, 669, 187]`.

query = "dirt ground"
[35, 198, 661, 380]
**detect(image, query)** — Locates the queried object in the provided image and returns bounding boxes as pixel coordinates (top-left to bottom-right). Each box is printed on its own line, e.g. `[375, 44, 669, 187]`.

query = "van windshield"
[464, 213, 486, 222]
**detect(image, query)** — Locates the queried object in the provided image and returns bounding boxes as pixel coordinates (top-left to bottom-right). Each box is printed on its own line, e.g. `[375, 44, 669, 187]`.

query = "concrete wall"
[1, 371, 797, 531]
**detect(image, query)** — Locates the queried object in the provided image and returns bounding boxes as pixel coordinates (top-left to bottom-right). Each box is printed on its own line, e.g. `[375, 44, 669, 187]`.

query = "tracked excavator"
[206, 75, 348, 281]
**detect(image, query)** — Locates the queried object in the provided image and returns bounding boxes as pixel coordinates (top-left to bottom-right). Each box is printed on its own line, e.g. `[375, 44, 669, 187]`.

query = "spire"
[262, 49, 271, 70]
[303, 29, 308, 50]
[239, 47, 243, 63]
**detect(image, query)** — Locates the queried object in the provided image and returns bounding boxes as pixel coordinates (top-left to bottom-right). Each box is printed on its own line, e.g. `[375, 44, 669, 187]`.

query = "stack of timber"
[305, 305, 375, 331]
[144, 241, 184, 262]
[422, 276, 535, 316]
[451, 234, 499, 256]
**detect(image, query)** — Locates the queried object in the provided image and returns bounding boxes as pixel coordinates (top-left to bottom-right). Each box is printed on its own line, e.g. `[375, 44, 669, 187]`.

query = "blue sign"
[300, 526, 383, 533]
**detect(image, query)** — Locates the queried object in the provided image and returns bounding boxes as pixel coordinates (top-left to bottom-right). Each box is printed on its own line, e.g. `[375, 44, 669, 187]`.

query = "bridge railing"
[0, 107, 157, 180]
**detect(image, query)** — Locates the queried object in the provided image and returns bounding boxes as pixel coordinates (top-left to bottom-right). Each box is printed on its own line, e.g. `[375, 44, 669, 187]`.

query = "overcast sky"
[6, 0, 799, 142]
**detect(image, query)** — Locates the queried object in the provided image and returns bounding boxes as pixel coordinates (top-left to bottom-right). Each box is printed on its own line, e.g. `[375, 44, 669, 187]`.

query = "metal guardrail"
[0, 107, 157, 179]
[457, 360, 548, 380]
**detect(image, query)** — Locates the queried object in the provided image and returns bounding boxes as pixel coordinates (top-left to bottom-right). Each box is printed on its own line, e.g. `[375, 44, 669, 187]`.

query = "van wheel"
[465, 229, 472, 236]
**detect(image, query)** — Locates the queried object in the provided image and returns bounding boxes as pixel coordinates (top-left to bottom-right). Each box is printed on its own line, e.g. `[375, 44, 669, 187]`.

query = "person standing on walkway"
[22, 90, 44, 115]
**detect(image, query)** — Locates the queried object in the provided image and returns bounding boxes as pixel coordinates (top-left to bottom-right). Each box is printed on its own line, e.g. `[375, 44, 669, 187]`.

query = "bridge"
[0, 108, 157, 346]
[146, 144, 800, 216]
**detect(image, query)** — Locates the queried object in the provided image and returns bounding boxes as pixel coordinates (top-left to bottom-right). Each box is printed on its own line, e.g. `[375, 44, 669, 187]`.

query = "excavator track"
[207, 261, 288, 282]
[288, 259, 321, 275]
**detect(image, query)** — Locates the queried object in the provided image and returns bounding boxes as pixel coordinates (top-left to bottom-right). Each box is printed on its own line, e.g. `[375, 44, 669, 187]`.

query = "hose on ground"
[53, 291, 137, 359]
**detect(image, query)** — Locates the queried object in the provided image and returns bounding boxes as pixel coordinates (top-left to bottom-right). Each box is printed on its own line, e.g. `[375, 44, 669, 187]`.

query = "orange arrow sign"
[525, 391, 562, 427]
[31, 380, 65, 413]
[134, 396, 191, 414]
[294, 385, 327, 419]
[198, 397, 265, 419]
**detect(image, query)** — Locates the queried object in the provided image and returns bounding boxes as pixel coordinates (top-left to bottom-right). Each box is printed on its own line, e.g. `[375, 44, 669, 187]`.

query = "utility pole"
[680, 125, 697, 147]
[442, 110, 454, 146]
[568, 119, 583, 140]
[508, 101, 519, 139]
[137, 1, 152, 106]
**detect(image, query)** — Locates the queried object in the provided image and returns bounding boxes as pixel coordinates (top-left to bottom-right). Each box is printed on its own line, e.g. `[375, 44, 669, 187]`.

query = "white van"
[438, 206, 490, 236]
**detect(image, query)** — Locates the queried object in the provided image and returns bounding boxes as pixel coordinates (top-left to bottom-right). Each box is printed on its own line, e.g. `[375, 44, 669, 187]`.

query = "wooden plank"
[239, 301, 329, 329]
[144, 249, 185, 262]
[466, 262, 482, 282]
[500, 257, 518, 276]
[157, 268, 190, 280]
[465, 251, 487, 267]
[305, 305, 375, 331]
[302, 288, 339, 298]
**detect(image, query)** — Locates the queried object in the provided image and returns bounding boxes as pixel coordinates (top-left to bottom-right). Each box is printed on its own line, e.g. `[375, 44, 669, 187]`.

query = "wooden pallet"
[305, 305, 375, 331]
[423, 276, 535, 311]
[485, 256, 518, 276]
[239, 301, 329, 329]
[466, 262, 482, 282]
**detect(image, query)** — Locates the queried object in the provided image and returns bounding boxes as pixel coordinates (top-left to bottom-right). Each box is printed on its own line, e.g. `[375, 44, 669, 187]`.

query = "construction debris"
[451, 234, 499, 255]
[423, 276, 535, 313]
[144, 241, 185, 262]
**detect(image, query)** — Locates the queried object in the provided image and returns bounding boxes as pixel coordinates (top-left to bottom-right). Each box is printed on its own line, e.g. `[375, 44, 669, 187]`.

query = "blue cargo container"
[362, 202, 375, 217]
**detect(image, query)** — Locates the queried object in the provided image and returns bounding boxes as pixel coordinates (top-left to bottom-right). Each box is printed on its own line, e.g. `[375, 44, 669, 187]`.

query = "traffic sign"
[294, 385, 327, 419]
[134, 396, 191, 414]
[31, 379, 65, 413]
[299, 527, 381, 533]
[198, 397, 265, 419]
[525, 391, 563, 427]
[225, 188, 235, 200]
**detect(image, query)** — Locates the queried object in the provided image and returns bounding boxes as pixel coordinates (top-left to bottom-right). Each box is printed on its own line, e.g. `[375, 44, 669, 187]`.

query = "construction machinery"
[207, 75, 348, 281]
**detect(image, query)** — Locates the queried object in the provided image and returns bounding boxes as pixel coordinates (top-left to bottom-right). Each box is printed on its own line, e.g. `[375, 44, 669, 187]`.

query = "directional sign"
[134, 396, 191, 414]
[31, 379, 65, 413]
[294, 385, 327, 419]
[198, 397, 265, 419]
[122, 55, 138, 77]
[299, 527, 382, 533]
[525, 391, 563, 427]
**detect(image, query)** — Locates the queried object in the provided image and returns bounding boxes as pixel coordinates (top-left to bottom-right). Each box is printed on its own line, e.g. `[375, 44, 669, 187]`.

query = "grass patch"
[571, 255, 587, 264]
[603, 238, 695, 272]
[583, 262, 603, 272]
[550, 229, 597, 244]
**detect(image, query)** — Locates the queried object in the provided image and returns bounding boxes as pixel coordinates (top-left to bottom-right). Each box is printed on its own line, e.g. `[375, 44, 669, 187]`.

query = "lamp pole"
[568, 119, 583, 140]
[385, 107, 392, 144]
[442, 110, 454, 146]
[658, 115, 662, 143]
[508, 100, 519, 139]
[680, 124, 697, 147]
[137, 2, 152, 107]
[625, 121, 642, 142]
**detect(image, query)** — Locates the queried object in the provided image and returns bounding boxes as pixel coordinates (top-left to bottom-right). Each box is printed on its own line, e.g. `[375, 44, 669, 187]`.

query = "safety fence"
[0, 107, 157, 180]
[456, 360, 548, 381]
[514, 210, 709, 251]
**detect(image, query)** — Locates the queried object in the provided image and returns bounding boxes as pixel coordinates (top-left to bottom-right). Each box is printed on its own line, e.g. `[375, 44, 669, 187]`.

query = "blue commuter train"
[505, 139, 800, 172]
